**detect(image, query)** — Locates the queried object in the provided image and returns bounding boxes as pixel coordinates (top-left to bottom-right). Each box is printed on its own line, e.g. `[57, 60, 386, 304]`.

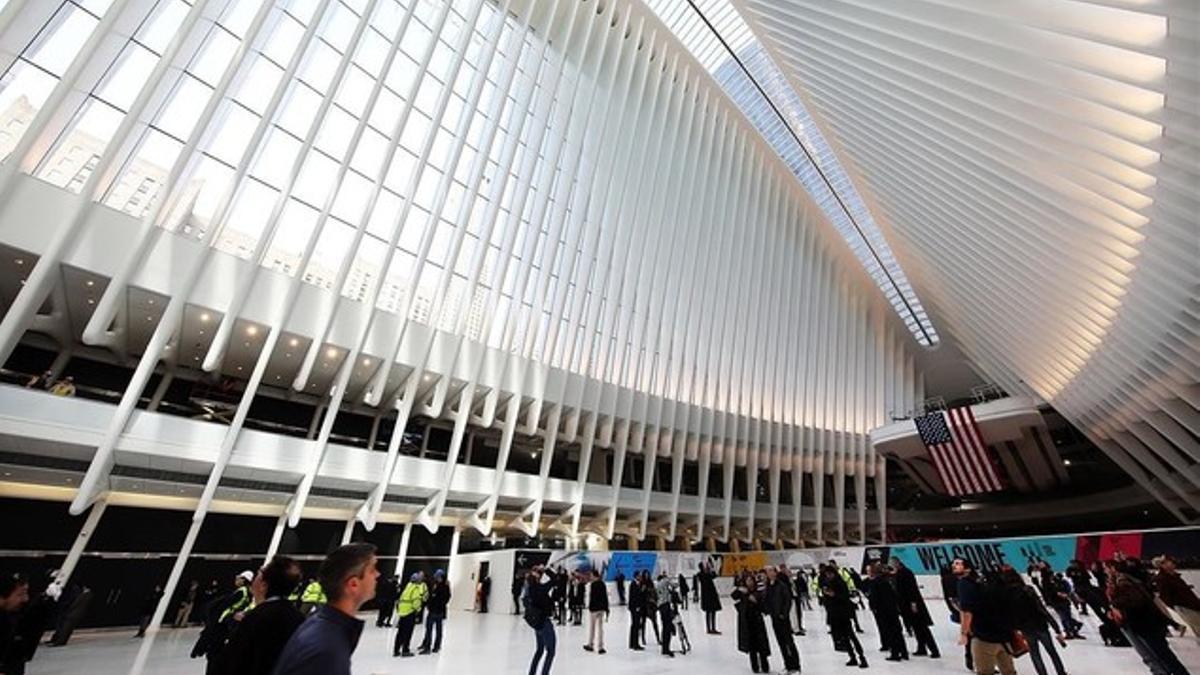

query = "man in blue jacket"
[273, 543, 379, 675]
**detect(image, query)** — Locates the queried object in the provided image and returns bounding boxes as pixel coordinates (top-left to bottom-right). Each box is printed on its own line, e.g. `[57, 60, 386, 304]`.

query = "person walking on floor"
[1003, 566, 1068, 675]
[678, 573, 690, 611]
[628, 570, 645, 650]
[889, 557, 939, 657]
[393, 571, 428, 657]
[733, 571, 771, 673]
[764, 565, 802, 674]
[374, 576, 395, 628]
[568, 574, 585, 626]
[583, 569, 609, 655]
[1106, 559, 1190, 675]
[1153, 555, 1200, 639]
[699, 562, 722, 634]
[615, 572, 626, 606]
[215, 555, 304, 675]
[955, 558, 1015, 675]
[823, 565, 868, 668]
[417, 570, 450, 655]
[513, 575, 525, 615]
[478, 573, 491, 613]
[655, 573, 676, 657]
[273, 543, 379, 675]
[135, 584, 163, 638]
[864, 563, 907, 662]
[524, 568, 557, 675]
[641, 572, 661, 646]
[175, 580, 200, 628]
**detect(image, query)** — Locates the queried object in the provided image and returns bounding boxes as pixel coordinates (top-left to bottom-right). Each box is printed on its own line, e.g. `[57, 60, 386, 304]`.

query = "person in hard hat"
[298, 578, 326, 615]
[191, 571, 255, 672]
[393, 572, 428, 657]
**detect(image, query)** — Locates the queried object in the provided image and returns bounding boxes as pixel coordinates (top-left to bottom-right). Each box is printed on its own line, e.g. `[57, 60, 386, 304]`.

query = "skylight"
[643, 0, 939, 347]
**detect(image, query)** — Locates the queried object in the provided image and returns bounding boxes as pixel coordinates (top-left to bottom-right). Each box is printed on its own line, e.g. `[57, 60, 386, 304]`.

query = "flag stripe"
[924, 443, 954, 495]
[963, 407, 1003, 490]
[931, 443, 960, 496]
[946, 409, 985, 493]
[944, 410, 983, 493]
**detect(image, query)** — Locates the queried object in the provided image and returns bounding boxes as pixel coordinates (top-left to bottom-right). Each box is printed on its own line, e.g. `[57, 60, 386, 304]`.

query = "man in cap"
[418, 569, 451, 654]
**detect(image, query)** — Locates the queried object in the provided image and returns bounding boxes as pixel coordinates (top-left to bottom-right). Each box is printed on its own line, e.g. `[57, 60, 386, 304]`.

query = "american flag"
[914, 407, 1003, 496]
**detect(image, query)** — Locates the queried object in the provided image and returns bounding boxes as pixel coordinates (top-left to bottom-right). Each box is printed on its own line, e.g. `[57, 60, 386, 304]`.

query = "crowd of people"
[1, 546, 1197, 675]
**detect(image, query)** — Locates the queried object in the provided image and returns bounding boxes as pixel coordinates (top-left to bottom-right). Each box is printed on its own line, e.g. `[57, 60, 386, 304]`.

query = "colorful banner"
[548, 550, 610, 577]
[885, 536, 1077, 574]
[721, 552, 768, 576]
[605, 552, 658, 581]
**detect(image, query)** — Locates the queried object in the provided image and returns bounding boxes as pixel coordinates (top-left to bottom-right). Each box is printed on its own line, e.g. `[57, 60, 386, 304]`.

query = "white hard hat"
[239, 570, 255, 582]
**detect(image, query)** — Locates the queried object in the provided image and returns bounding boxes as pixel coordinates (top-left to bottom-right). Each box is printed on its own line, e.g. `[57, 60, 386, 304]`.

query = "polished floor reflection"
[27, 601, 1200, 675]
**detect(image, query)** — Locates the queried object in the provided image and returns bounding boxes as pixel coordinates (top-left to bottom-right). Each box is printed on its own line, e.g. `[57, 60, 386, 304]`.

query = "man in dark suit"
[892, 557, 940, 658]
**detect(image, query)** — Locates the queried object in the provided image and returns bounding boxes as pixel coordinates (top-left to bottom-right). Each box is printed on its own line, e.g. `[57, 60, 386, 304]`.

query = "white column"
[394, 522, 413, 579]
[147, 370, 173, 412]
[445, 527, 462, 598]
[265, 507, 290, 560]
[58, 496, 107, 584]
[131, 518, 203, 675]
[341, 517, 356, 545]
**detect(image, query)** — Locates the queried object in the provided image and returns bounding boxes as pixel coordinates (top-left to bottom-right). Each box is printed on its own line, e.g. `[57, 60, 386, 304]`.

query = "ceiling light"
[147, 299, 154, 305]
[326, 347, 338, 358]
[243, 341, 251, 347]
[423, 374, 431, 381]
[146, 316, 153, 321]
[85, 279, 94, 286]
[289, 338, 299, 347]
[194, 356, 200, 361]
[87, 298, 95, 305]
[236, 366, 243, 371]
[361, 358, 371, 366]
[246, 325, 258, 336]
[14, 258, 23, 265]
[284, 352, 291, 358]
[199, 312, 210, 322]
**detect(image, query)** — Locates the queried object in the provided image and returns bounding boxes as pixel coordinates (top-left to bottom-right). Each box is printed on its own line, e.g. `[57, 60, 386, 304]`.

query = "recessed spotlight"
[194, 356, 200, 361]
[147, 299, 155, 305]
[14, 259, 23, 265]
[322, 362, 329, 368]
[288, 338, 299, 348]
[236, 366, 243, 371]
[246, 325, 258, 336]
[423, 374, 431, 381]
[87, 298, 95, 305]
[361, 358, 371, 366]
[275, 375, 281, 380]
[199, 312, 210, 322]
[326, 347, 338, 358]
[243, 341, 251, 347]
[146, 316, 153, 321]
[285, 352, 292, 358]
[1063, 459, 1072, 466]
[85, 279, 94, 287]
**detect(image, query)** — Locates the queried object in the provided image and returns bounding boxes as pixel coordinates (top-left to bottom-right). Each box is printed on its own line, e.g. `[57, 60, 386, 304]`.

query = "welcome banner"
[869, 536, 1077, 574]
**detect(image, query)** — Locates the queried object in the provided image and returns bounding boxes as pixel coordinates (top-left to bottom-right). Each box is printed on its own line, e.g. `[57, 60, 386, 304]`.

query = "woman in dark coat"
[823, 566, 867, 668]
[732, 572, 770, 673]
[698, 563, 722, 634]
[864, 564, 907, 662]
[890, 558, 939, 657]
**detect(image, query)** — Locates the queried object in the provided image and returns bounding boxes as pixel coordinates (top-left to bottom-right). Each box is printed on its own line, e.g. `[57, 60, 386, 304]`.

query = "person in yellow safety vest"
[219, 570, 256, 623]
[299, 578, 327, 615]
[393, 571, 429, 657]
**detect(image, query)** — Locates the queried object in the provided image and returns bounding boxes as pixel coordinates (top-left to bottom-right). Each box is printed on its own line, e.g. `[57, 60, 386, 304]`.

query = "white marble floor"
[26, 602, 1200, 675]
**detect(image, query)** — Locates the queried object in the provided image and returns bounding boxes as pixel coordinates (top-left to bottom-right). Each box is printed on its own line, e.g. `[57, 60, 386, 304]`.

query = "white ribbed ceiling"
[733, 0, 1200, 520]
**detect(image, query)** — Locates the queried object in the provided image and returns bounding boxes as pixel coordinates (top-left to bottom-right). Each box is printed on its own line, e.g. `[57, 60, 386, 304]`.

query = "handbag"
[1007, 630, 1030, 658]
